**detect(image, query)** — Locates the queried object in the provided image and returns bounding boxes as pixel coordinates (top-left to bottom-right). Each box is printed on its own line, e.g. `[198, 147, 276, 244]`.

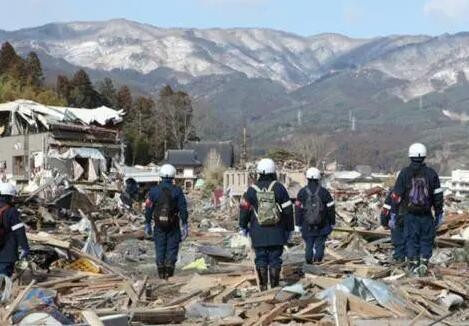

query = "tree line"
[0, 42, 198, 165]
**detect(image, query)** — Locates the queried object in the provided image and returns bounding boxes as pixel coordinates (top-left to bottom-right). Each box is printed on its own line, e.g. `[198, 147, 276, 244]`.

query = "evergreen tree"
[25, 51, 44, 88]
[69, 69, 102, 108]
[56, 75, 71, 102]
[98, 77, 117, 108]
[0, 42, 21, 75]
[116, 85, 132, 110]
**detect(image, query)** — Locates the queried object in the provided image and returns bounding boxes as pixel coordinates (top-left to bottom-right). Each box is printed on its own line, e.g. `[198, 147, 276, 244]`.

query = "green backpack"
[252, 181, 281, 226]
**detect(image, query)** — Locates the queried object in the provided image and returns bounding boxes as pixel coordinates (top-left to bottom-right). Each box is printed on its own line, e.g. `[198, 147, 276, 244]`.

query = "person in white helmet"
[390, 143, 443, 277]
[239, 158, 294, 290]
[294, 167, 335, 265]
[145, 164, 188, 280]
[0, 183, 30, 277]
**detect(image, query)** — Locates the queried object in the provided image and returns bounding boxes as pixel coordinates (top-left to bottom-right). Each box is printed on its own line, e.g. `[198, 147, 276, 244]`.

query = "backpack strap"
[251, 185, 261, 193]
[267, 181, 277, 192]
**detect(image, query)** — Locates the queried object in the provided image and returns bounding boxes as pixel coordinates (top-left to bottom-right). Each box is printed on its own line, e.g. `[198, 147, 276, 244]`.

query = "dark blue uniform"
[0, 199, 30, 277]
[295, 180, 335, 263]
[391, 161, 443, 262]
[145, 179, 188, 276]
[239, 174, 293, 289]
[122, 178, 139, 207]
[380, 191, 405, 261]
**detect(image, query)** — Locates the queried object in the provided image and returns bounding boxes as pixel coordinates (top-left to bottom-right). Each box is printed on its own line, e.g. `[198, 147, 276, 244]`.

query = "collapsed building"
[0, 99, 124, 184]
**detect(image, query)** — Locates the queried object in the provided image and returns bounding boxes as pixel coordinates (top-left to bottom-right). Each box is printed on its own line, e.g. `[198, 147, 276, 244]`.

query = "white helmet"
[160, 164, 176, 178]
[306, 167, 321, 180]
[408, 143, 427, 158]
[0, 182, 17, 197]
[256, 158, 276, 175]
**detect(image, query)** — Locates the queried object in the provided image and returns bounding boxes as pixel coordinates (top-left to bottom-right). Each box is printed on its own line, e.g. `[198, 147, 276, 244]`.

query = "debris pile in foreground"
[1, 181, 468, 325]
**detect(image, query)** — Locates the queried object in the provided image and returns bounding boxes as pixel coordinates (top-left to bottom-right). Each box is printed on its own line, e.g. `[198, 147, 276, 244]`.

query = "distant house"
[160, 149, 202, 190]
[451, 169, 469, 198]
[185, 141, 234, 168]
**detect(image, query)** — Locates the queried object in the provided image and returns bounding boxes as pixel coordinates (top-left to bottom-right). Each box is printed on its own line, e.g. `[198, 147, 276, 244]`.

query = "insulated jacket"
[145, 179, 188, 228]
[239, 174, 294, 248]
[0, 199, 29, 263]
[295, 180, 335, 237]
[391, 161, 443, 216]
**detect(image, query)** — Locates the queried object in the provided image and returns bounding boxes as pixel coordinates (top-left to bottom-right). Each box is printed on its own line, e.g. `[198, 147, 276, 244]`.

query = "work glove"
[181, 224, 189, 241]
[388, 213, 397, 229]
[19, 248, 30, 260]
[435, 212, 444, 228]
[144, 223, 152, 237]
[294, 225, 302, 233]
[239, 228, 248, 238]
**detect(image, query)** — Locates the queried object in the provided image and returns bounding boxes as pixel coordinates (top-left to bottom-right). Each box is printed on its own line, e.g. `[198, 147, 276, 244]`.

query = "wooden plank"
[164, 289, 203, 307]
[2, 280, 36, 322]
[35, 274, 88, 287]
[333, 291, 349, 326]
[306, 275, 342, 289]
[122, 282, 140, 306]
[27, 233, 70, 249]
[234, 293, 276, 306]
[214, 276, 249, 303]
[81, 310, 105, 326]
[295, 300, 328, 316]
[346, 293, 394, 318]
[94, 307, 185, 324]
[253, 302, 290, 326]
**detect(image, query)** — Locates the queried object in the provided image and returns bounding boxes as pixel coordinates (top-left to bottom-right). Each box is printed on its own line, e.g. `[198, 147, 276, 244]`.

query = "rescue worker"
[391, 143, 444, 276]
[144, 164, 189, 280]
[380, 189, 406, 263]
[294, 168, 335, 264]
[0, 183, 30, 277]
[122, 177, 139, 207]
[239, 158, 294, 290]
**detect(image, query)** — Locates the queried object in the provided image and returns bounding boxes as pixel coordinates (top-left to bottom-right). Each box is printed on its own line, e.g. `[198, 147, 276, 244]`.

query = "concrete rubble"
[0, 172, 468, 326]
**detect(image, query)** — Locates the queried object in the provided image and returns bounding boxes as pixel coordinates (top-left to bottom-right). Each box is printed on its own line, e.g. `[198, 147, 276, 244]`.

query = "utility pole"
[240, 127, 248, 168]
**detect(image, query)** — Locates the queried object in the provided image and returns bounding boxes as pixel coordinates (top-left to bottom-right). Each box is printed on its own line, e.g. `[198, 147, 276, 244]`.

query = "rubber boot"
[306, 259, 313, 265]
[256, 267, 268, 291]
[269, 267, 281, 288]
[407, 258, 419, 277]
[157, 265, 166, 280]
[416, 258, 429, 277]
[166, 264, 175, 279]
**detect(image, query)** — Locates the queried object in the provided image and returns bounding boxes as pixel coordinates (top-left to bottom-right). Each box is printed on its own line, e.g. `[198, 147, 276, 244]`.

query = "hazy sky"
[1, 0, 469, 37]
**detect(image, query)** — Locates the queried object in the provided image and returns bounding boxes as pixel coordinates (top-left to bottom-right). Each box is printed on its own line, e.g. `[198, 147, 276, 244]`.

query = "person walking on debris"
[144, 164, 189, 280]
[122, 177, 139, 208]
[391, 143, 444, 277]
[380, 188, 406, 263]
[239, 158, 294, 291]
[294, 168, 335, 264]
[0, 183, 30, 277]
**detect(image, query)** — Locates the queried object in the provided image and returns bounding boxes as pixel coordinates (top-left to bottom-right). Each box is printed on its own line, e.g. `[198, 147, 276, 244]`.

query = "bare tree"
[293, 133, 334, 167]
[157, 86, 197, 149]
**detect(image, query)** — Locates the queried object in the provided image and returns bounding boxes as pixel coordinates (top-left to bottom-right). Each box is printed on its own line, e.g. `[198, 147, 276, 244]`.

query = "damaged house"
[0, 99, 124, 183]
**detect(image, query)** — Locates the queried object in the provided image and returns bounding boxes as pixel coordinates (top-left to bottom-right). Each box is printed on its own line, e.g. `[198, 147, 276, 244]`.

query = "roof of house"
[185, 141, 234, 167]
[0, 99, 124, 130]
[161, 150, 202, 167]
